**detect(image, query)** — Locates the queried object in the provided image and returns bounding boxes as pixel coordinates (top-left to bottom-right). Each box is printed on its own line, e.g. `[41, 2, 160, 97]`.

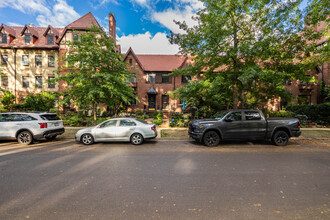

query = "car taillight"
[151, 126, 156, 131]
[39, 123, 48, 128]
[297, 121, 300, 129]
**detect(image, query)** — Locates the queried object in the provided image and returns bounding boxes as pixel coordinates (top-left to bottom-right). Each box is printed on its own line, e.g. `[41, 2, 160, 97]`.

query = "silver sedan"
[75, 118, 157, 145]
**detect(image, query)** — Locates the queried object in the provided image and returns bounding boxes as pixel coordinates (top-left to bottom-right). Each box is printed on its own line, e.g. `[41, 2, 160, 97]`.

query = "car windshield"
[214, 111, 229, 120]
[40, 114, 61, 121]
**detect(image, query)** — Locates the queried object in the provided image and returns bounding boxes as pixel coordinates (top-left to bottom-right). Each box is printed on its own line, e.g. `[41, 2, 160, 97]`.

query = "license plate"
[54, 122, 59, 126]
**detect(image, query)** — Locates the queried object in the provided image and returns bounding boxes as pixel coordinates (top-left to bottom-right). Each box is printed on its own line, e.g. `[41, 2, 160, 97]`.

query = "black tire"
[46, 136, 57, 141]
[203, 131, 220, 147]
[272, 130, 289, 146]
[130, 133, 144, 145]
[17, 131, 33, 145]
[81, 134, 94, 145]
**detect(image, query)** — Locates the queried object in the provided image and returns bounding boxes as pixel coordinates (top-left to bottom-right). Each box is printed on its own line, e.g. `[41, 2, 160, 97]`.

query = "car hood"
[190, 118, 219, 125]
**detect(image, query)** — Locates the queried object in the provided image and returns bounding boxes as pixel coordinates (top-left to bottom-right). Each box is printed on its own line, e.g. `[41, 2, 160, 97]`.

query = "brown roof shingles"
[0, 24, 16, 37]
[136, 55, 187, 72]
[2, 26, 64, 49]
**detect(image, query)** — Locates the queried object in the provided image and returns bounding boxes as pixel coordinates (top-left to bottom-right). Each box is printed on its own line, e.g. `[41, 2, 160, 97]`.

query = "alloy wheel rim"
[83, 135, 92, 144]
[19, 132, 31, 144]
[276, 133, 287, 144]
[206, 134, 217, 145]
[132, 135, 142, 144]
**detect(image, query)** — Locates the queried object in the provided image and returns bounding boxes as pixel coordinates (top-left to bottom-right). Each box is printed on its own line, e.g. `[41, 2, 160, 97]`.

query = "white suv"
[0, 112, 65, 145]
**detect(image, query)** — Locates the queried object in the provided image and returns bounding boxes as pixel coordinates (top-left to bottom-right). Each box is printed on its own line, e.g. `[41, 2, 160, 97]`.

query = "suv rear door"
[40, 114, 63, 129]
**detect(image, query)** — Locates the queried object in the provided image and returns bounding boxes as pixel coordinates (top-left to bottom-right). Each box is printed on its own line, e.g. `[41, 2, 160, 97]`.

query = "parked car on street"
[189, 109, 301, 146]
[75, 118, 157, 145]
[0, 112, 65, 145]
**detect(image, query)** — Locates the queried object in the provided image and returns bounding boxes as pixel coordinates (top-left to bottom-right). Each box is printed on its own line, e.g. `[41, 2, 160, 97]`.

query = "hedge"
[286, 103, 330, 125]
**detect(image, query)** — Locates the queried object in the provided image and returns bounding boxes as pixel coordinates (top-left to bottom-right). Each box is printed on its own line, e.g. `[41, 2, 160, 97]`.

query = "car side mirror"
[225, 117, 233, 122]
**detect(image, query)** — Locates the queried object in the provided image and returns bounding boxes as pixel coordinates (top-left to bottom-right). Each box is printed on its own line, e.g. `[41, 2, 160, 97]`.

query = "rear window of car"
[40, 114, 61, 121]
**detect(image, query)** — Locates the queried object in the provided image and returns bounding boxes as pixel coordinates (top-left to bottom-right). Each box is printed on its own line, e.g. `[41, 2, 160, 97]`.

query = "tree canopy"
[171, 0, 329, 111]
[55, 25, 136, 122]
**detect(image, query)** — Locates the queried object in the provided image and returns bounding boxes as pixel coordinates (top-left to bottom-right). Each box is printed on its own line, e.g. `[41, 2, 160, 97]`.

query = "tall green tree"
[55, 25, 136, 123]
[171, 0, 329, 109]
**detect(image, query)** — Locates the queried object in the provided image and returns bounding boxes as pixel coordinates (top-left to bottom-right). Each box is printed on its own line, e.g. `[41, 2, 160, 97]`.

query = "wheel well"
[81, 133, 94, 142]
[130, 133, 144, 139]
[16, 129, 33, 139]
[273, 127, 290, 138]
[202, 129, 222, 140]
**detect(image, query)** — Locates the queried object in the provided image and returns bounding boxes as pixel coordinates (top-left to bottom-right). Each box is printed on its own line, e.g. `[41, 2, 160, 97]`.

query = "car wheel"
[203, 131, 220, 147]
[131, 133, 144, 145]
[17, 131, 33, 145]
[81, 134, 94, 145]
[46, 136, 57, 141]
[272, 130, 289, 146]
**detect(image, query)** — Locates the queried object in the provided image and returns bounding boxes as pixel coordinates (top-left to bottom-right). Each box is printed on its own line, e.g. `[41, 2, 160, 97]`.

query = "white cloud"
[152, 6, 198, 34]
[0, 0, 80, 27]
[118, 32, 179, 54]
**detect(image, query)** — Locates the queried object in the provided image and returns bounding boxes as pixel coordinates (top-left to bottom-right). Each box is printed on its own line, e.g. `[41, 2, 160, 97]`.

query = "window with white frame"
[146, 73, 156, 83]
[22, 55, 29, 66]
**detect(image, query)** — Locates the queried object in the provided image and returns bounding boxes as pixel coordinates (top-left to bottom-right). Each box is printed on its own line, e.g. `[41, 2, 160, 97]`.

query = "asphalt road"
[0, 139, 329, 220]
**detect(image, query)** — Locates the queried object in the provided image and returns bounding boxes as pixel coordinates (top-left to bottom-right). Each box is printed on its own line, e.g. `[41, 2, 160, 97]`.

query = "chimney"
[109, 13, 116, 42]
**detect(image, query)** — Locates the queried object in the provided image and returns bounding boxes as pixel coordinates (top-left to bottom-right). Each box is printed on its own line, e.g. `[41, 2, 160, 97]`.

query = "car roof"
[0, 112, 56, 115]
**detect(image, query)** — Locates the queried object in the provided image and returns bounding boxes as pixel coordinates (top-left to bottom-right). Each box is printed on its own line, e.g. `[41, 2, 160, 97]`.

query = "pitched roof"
[43, 25, 60, 37]
[0, 24, 16, 37]
[66, 12, 101, 29]
[1, 26, 63, 48]
[20, 25, 39, 38]
[57, 12, 102, 44]
[135, 54, 187, 72]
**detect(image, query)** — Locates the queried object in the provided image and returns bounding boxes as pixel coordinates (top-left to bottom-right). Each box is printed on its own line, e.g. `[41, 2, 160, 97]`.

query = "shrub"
[0, 90, 16, 110]
[152, 111, 163, 126]
[65, 111, 75, 117]
[286, 103, 330, 125]
[23, 92, 56, 112]
[69, 116, 84, 127]
[49, 108, 60, 115]
[263, 109, 295, 118]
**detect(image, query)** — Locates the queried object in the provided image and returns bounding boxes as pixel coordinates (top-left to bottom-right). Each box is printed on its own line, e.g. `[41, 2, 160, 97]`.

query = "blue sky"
[0, 0, 309, 54]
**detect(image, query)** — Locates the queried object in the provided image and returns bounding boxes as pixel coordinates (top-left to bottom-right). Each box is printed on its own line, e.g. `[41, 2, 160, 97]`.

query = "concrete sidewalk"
[58, 127, 330, 140]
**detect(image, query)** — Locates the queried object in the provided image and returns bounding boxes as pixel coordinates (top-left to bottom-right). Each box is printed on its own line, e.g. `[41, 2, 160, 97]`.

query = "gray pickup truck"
[188, 109, 301, 146]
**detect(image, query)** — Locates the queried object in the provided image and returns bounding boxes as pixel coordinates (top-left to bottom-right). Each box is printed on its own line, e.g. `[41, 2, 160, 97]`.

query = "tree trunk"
[233, 79, 239, 109]
[93, 103, 97, 125]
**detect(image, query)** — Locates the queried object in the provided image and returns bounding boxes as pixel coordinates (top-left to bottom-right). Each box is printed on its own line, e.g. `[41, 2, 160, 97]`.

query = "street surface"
[0, 139, 329, 220]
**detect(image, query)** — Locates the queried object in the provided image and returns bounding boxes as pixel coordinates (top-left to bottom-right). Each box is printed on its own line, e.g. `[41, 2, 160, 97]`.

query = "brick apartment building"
[1, 12, 329, 113]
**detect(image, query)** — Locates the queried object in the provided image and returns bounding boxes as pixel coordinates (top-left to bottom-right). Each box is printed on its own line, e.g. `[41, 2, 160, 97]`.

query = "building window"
[48, 76, 55, 88]
[48, 55, 55, 67]
[162, 73, 170, 83]
[146, 73, 156, 83]
[1, 54, 8, 66]
[162, 95, 169, 110]
[127, 74, 136, 83]
[35, 55, 42, 67]
[129, 58, 133, 65]
[22, 55, 29, 66]
[35, 76, 42, 88]
[22, 76, 29, 88]
[47, 34, 54, 45]
[73, 34, 79, 41]
[1, 76, 8, 87]
[182, 75, 191, 83]
[1, 33, 7, 44]
[24, 34, 31, 44]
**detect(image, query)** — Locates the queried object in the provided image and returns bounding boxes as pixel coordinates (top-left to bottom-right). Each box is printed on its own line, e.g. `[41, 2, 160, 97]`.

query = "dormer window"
[1, 33, 7, 44]
[24, 34, 31, 44]
[47, 34, 54, 45]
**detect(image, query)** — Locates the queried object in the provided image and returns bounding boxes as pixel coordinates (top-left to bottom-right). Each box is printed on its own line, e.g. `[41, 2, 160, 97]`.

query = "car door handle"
[129, 128, 135, 131]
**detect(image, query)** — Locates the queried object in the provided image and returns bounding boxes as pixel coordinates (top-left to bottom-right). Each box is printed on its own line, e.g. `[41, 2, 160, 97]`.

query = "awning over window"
[147, 86, 157, 94]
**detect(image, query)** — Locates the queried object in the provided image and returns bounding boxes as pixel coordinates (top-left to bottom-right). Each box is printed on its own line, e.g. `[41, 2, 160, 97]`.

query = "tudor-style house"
[0, 12, 117, 103]
[123, 47, 197, 114]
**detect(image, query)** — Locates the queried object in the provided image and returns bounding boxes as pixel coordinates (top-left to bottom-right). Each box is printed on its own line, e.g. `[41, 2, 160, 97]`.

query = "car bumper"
[189, 131, 202, 141]
[34, 128, 65, 139]
[145, 131, 157, 139]
[292, 130, 301, 137]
